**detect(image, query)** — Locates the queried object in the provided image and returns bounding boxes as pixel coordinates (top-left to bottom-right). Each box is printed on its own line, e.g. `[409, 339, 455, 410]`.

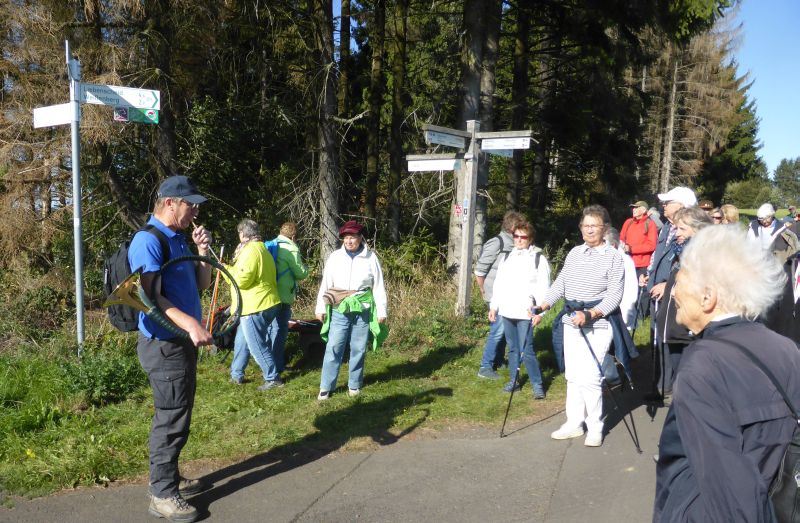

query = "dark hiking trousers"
[137, 334, 197, 499]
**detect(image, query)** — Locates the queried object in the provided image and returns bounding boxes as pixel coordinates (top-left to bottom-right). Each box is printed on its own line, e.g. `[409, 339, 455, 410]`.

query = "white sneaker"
[348, 388, 360, 397]
[584, 433, 603, 447]
[550, 424, 585, 440]
[317, 390, 330, 401]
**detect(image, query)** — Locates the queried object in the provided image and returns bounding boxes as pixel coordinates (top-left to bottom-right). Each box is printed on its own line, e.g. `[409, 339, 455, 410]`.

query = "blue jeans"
[503, 317, 544, 394]
[320, 309, 370, 392]
[479, 315, 507, 369]
[272, 303, 292, 373]
[230, 304, 280, 382]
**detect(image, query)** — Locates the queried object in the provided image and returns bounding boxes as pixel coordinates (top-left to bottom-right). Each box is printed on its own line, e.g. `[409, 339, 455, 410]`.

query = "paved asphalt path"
[1, 383, 668, 523]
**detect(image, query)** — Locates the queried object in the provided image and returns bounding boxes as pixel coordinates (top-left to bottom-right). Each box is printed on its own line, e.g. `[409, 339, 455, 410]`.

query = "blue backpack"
[264, 238, 294, 283]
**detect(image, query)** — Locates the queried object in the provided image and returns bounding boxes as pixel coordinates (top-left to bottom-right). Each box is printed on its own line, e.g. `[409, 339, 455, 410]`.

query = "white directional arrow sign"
[33, 103, 73, 128]
[79, 83, 161, 110]
[481, 137, 530, 150]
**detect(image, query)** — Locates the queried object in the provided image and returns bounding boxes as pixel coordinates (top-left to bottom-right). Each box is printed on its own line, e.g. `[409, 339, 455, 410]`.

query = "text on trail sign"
[79, 83, 161, 110]
[481, 137, 530, 150]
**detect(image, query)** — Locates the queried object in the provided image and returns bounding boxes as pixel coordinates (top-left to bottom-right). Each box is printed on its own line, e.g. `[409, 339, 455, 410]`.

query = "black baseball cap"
[157, 175, 207, 205]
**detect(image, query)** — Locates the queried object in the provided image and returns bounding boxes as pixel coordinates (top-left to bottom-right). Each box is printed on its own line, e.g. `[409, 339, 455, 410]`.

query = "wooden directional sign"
[421, 123, 470, 150]
[79, 83, 161, 110]
[33, 103, 72, 128]
[481, 137, 530, 150]
[409, 158, 459, 171]
[407, 153, 462, 172]
[425, 130, 466, 149]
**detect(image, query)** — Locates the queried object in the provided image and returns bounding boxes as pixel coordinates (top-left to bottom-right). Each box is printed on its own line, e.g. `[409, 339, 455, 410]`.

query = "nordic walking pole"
[500, 319, 533, 438]
[575, 316, 642, 453]
[499, 351, 522, 438]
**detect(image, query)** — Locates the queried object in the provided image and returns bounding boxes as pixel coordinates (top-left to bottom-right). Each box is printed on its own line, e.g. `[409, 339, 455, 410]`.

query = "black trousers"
[137, 334, 197, 498]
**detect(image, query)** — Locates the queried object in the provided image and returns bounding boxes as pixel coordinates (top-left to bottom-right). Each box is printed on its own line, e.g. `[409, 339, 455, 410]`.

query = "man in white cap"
[641, 186, 696, 401]
[747, 203, 785, 252]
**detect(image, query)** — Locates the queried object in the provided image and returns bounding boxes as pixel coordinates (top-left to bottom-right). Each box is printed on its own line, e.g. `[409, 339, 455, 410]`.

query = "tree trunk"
[507, 4, 529, 210]
[365, 0, 386, 222]
[387, 0, 408, 243]
[448, 0, 486, 269]
[660, 54, 679, 193]
[311, 0, 340, 257]
[144, 0, 180, 179]
[474, 0, 502, 253]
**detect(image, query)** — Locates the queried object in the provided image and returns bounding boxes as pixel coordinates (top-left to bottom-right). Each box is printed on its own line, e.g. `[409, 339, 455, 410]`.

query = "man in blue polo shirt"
[128, 175, 213, 523]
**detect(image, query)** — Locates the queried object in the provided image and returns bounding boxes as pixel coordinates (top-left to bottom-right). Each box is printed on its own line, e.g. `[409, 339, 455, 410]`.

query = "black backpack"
[502, 249, 541, 269]
[103, 225, 170, 332]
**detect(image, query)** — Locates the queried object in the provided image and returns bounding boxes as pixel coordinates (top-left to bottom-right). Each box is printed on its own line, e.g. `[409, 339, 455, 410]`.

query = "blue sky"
[732, 0, 800, 175]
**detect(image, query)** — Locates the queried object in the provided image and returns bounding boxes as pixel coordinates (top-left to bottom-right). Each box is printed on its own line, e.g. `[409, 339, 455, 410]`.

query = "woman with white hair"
[654, 225, 800, 522]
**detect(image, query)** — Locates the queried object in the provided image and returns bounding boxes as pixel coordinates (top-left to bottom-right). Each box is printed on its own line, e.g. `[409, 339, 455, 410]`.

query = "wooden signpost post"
[408, 121, 534, 317]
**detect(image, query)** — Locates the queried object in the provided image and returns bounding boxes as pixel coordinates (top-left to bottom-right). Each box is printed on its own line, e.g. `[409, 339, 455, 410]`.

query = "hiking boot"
[230, 376, 243, 385]
[477, 367, 500, 380]
[149, 494, 198, 522]
[178, 476, 208, 497]
[550, 424, 585, 440]
[502, 381, 521, 393]
[317, 390, 330, 401]
[533, 388, 545, 400]
[257, 379, 284, 391]
[584, 433, 603, 447]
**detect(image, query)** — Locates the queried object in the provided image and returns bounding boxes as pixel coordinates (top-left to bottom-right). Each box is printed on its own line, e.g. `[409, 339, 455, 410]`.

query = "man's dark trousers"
[138, 335, 197, 498]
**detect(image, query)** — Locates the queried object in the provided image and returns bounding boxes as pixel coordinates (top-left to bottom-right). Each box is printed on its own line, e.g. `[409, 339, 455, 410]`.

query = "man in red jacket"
[621, 200, 658, 272]
[621, 200, 657, 322]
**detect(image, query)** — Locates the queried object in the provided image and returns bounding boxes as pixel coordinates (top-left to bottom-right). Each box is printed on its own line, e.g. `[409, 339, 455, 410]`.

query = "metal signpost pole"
[66, 41, 85, 351]
[455, 120, 480, 317]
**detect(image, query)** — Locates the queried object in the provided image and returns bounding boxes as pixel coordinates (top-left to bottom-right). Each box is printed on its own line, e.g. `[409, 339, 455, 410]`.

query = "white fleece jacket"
[490, 246, 551, 320]
[315, 244, 388, 318]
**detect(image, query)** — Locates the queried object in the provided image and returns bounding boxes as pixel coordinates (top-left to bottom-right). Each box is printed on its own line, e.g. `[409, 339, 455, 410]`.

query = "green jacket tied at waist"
[320, 289, 389, 351]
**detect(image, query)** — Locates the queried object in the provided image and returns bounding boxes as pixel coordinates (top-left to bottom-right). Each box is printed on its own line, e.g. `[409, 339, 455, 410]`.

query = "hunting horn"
[104, 255, 241, 341]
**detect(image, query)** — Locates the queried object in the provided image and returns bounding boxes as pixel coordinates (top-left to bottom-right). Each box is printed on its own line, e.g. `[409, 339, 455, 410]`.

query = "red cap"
[338, 220, 364, 237]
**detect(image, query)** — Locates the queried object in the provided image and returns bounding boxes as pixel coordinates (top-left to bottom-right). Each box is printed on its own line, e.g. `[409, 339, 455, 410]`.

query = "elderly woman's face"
[675, 220, 694, 244]
[673, 269, 708, 333]
[342, 233, 362, 251]
[512, 228, 531, 249]
[580, 215, 605, 247]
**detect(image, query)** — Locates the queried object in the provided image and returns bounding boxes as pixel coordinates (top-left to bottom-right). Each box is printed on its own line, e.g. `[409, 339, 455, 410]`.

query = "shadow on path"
[189, 387, 452, 520]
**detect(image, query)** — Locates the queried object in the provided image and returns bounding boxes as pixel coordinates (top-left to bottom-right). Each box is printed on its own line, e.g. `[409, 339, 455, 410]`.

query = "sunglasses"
[513, 234, 529, 239]
[711, 215, 723, 220]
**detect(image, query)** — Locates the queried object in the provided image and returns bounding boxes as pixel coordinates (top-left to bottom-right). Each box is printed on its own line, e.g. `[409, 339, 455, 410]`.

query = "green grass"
[0, 279, 651, 498]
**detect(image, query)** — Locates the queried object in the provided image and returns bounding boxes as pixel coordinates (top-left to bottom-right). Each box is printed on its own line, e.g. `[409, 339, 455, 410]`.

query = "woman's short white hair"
[679, 225, 786, 319]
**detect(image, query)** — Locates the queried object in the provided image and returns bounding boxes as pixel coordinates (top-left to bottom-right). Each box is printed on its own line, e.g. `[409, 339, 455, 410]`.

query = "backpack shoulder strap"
[725, 339, 800, 421]
[534, 251, 540, 270]
[751, 220, 760, 237]
[141, 224, 170, 264]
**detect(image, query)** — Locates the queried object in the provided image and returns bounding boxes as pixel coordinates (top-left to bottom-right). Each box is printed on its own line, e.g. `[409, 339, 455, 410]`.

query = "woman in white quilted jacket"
[489, 221, 550, 399]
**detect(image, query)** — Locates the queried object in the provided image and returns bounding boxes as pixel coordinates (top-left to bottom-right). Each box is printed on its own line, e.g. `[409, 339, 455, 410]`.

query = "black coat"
[654, 317, 800, 522]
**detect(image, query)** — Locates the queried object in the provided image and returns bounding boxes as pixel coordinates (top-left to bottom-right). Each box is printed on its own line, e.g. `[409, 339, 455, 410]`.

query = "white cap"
[657, 187, 697, 208]
[757, 203, 776, 219]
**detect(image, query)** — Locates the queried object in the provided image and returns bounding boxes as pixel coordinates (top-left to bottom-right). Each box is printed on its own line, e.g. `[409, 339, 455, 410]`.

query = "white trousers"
[563, 324, 613, 436]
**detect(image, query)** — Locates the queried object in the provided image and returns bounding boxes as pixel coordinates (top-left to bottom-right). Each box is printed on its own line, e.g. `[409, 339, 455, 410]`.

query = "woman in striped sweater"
[532, 205, 625, 447]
